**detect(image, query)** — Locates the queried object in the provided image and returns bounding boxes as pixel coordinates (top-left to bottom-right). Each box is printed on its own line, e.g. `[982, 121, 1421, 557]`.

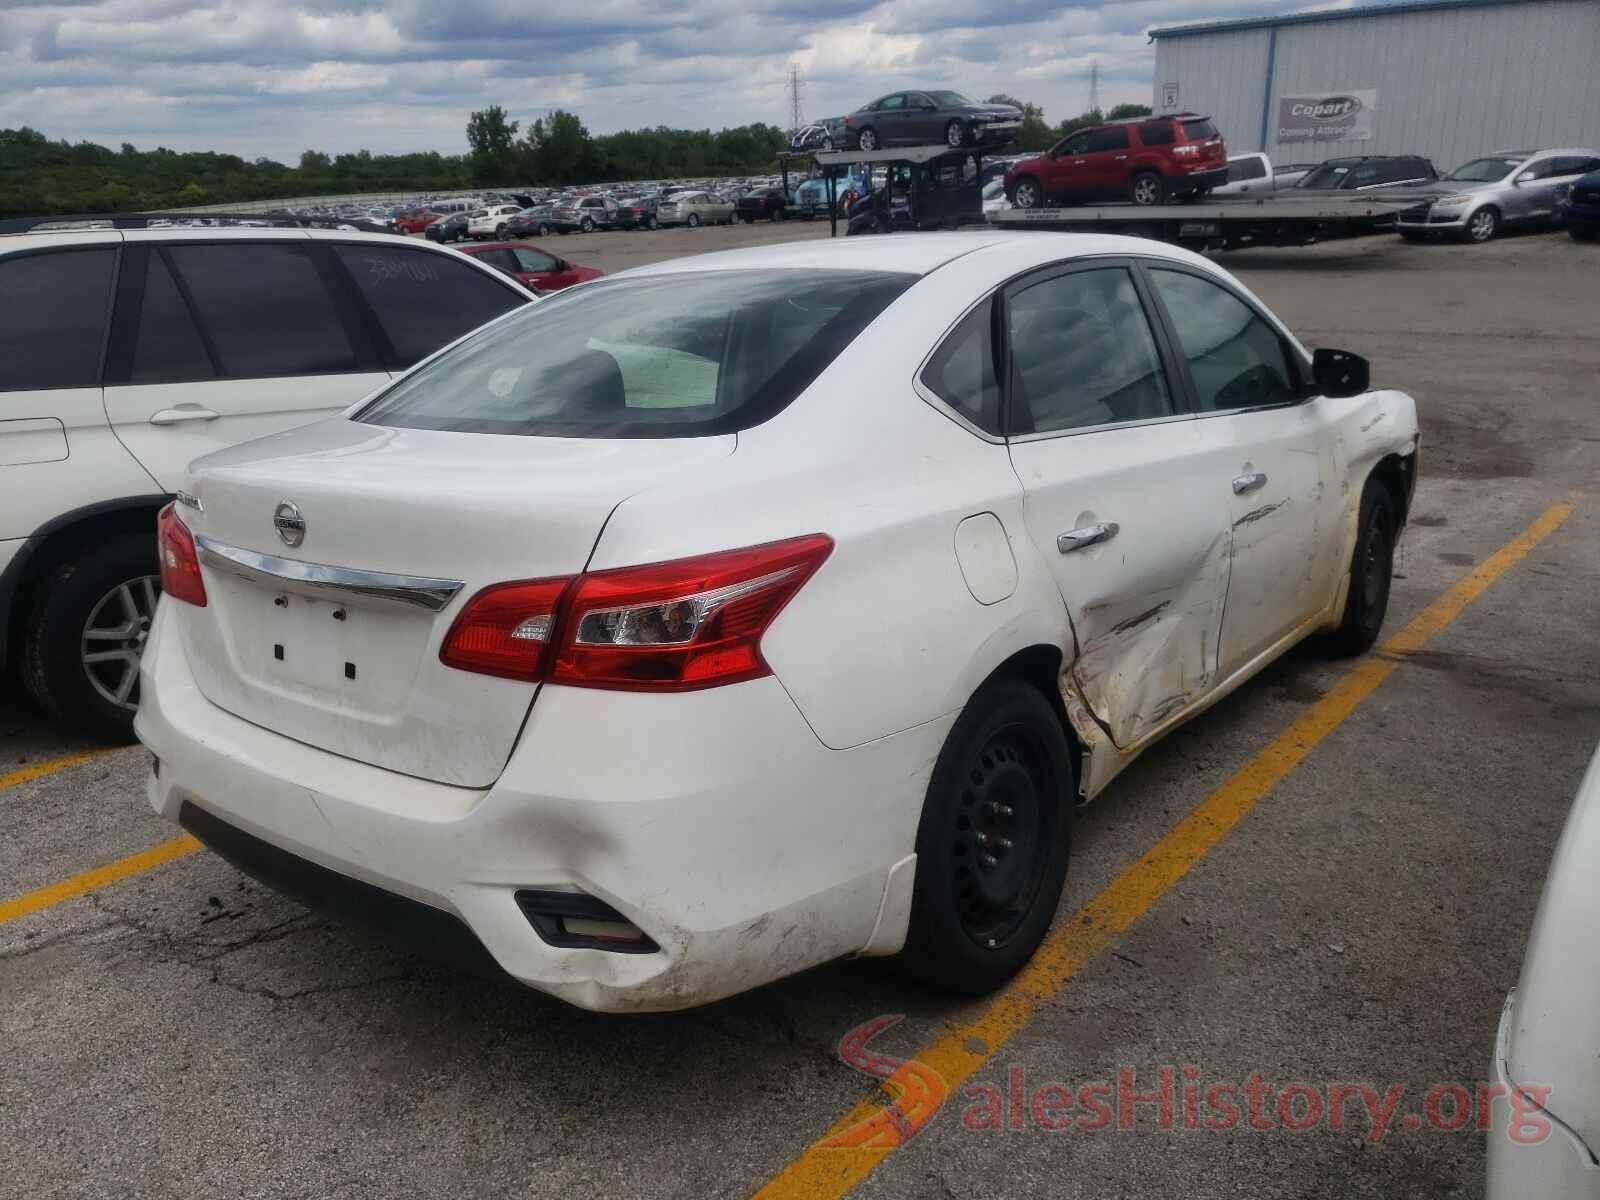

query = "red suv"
[1005, 113, 1227, 209]
[458, 243, 603, 293]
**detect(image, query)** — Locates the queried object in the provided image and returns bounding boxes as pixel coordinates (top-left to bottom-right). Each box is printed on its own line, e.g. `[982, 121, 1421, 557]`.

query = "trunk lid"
[180, 418, 736, 787]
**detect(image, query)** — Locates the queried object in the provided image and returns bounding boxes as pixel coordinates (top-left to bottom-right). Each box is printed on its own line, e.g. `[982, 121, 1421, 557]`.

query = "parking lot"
[4, 224, 1598, 1199]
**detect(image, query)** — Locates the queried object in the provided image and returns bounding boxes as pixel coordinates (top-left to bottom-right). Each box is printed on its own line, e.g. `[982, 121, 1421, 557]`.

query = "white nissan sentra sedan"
[137, 233, 1419, 1012]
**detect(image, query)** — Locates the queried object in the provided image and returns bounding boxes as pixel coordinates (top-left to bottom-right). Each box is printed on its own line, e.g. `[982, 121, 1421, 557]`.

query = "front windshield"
[928, 91, 975, 108]
[358, 269, 914, 438]
[1446, 157, 1522, 182]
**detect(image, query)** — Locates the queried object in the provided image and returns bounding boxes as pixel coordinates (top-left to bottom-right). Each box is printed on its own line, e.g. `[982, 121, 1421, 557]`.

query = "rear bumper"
[1486, 989, 1600, 1198]
[135, 601, 940, 1012]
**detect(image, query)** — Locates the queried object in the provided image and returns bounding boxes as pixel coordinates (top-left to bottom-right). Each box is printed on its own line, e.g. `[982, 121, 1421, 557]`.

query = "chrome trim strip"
[194, 536, 464, 612]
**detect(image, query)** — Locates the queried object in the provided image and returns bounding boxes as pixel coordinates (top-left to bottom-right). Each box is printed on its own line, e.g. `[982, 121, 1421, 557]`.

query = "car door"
[511, 246, 564, 289]
[101, 234, 392, 493]
[904, 92, 940, 141]
[1143, 266, 1339, 676]
[1083, 125, 1133, 197]
[1507, 157, 1570, 220]
[1003, 261, 1234, 749]
[1542, 156, 1600, 218]
[1041, 132, 1093, 198]
[876, 93, 911, 143]
[0, 240, 157, 548]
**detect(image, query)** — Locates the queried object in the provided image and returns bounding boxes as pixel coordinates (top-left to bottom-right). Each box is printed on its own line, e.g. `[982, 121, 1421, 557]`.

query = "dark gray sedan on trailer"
[842, 91, 1021, 152]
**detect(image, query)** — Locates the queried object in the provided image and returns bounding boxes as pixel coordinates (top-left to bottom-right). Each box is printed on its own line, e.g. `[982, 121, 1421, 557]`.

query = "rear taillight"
[553, 534, 833, 691]
[439, 534, 832, 691]
[440, 577, 572, 682]
[156, 503, 206, 607]
[1174, 143, 1200, 158]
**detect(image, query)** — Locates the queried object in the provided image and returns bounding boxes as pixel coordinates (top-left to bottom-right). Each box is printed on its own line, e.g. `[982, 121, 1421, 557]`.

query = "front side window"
[358, 269, 913, 438]
[162, 243, 356, 379]
[1005, 268, 1173, 435]
[333, 243, 524, 369]
[879, 94, 905, 111]
[0, 248, 115, 390]
[1058, 133, 1091, 156]
[920, 299, 1000, 434]
[513, 248, 560, 273]
[1149, 269, 1295, 412]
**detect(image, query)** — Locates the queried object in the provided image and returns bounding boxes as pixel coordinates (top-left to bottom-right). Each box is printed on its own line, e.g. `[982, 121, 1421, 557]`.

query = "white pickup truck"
[1213, 153, 1317, 196]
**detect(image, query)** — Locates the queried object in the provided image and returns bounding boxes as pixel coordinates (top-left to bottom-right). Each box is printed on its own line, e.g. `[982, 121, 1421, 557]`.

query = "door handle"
[1232, 472, 1268, 495]
[1057, 523, 1119, 553]
[149, 405, 220, 426]
[1115, 155, 1128, 160]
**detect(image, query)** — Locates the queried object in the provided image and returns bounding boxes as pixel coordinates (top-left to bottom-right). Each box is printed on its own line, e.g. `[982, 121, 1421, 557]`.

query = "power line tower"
[787, 64, 805, 136]
[1088, 59, 1102, 115]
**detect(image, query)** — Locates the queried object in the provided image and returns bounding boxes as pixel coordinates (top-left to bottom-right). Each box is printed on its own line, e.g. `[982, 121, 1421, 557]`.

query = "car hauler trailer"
[810, 145, 1432, 248]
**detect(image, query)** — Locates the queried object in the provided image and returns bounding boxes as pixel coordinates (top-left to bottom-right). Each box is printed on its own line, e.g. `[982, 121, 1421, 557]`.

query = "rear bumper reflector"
[515, 890, 660, 954]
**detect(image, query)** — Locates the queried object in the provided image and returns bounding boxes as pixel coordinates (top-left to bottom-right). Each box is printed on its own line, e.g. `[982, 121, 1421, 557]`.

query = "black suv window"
[1086, 126, 1131, 153]
[0, 248, 116, 390]
[920, 299, 1000, 434]
[131, 252, 214, 384]
[333, 243, 525, 369]
[1006, 268, 1174, 435]
[164, 243, 356, 378]
[1138, 121, 1176, 146]
[1149, 269, 1296, 412]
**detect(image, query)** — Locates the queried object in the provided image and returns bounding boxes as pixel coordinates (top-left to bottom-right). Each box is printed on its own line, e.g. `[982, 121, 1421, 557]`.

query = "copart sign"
[1276, 90, 1376, 143]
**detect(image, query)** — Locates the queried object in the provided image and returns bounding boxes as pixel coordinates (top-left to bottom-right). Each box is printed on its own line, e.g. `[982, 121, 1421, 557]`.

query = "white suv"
[0, 218, 531, 739]
[466, 204, 525, 240]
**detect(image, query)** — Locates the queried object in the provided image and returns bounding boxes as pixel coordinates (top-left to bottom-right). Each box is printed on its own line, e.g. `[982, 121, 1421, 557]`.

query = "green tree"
[299, 149, 331, 173]
[466, 105, 520, 185]
[986, 94, 1057, 153]
[524, 109, 590, 185]
[1107, 103, 1153, 120]
[1057, 109, 1105, 138]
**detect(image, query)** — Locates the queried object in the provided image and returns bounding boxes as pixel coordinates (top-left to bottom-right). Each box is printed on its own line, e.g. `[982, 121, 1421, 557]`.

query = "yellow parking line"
[0, 747, 117, 792]
[0, 834, 201, 926]
[752, 497, 1576, 1200]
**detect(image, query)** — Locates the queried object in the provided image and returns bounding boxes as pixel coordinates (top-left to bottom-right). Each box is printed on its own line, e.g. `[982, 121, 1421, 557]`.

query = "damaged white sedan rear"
[136, 232, 1418, 1012]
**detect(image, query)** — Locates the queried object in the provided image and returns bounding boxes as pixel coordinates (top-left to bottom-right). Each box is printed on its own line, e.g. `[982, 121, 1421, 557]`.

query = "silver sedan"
[1396, 148, 1600, 243]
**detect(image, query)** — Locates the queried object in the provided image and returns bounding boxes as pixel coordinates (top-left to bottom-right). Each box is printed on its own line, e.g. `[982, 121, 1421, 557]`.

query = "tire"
[1568, 223, 1598, 242]
[898, 677, 1074, 993]
[1130, 172, 1166, 207]
[687, 212, 701, 228]
[537, 222, 551, 237]
[648, 215, 658, 230]
[1011, 176, 1043, 209]
[770, 206, 785, 222]
[857, 127, 879, 152]
[945, 119, 968, 149]
[1319, 478, 1397, 657]
[495, 223, 507, 238]
[1464, 206, 1499, 243]
[743, 215, 754, 224]
[580, 217, 594, 233]
[21, 533, 160, 743]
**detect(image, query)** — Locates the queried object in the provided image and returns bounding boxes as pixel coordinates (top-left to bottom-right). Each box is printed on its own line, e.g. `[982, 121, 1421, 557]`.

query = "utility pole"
[787, 63, 805, 136]
[1088, 58, 1102, 116]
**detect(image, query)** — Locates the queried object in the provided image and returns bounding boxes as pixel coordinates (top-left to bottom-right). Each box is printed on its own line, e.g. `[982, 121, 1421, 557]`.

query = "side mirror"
[1515, 172, 1535, 186]
[1313, 348, 1370, 398]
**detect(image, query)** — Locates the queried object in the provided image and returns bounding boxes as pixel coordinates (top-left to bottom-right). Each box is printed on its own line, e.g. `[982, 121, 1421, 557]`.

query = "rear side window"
[1181, 118, 1219, 141]
[1005, 268, 1174, 435]
[358, 269, 913, 438]
[333, 244, 525, 369]
[0, 249, 115, 390]
[164, 243, 356, 378]
[1149, 269, 1295, 412]
[1227, 158, 1267, 182]
[1086, 126, 1130, 153]
[131, 252, 215, 383]
[920, 300, 1001, 434]
[1138, 122, 1176, 146]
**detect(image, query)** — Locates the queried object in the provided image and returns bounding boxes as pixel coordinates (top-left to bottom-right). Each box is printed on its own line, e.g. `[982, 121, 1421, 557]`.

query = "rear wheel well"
[5, 502, 166, 663]
[981, 645, 1083, 786]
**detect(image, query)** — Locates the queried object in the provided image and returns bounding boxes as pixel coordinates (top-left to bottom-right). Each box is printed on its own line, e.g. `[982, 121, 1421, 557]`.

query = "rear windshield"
[1181, 118, 1218, 141]
[357, 269, 914, 438]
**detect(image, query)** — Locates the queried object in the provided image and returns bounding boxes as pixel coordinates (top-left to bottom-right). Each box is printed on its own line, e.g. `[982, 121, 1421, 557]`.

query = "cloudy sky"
[1, 0, 1394, 160]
